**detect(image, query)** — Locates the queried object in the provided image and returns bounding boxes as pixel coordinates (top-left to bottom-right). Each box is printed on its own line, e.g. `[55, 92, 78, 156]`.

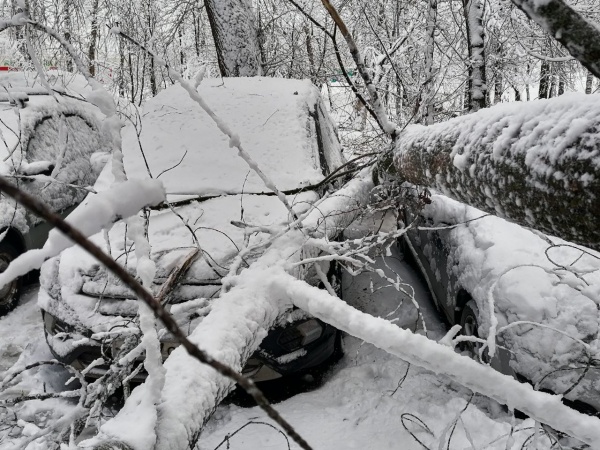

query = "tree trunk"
[388, 94, 600, 250]
[204, 0, 262, 77]
[305, 24, 316, 84]
[63, 0, 74, 72]
[558, 77, 565, 96]
[418, 0, 437, 124]
[494, 73, 503, 103]
[87, 0, 100, 77]
[463, 0, 486, 111]
[512, 85, 521, 101]
[585, 70, 594, 94]
[539, 60, 550, 99]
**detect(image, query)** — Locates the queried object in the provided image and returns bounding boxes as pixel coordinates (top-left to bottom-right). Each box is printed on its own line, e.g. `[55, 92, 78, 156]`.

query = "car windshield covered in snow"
[40, 77, 345, 382]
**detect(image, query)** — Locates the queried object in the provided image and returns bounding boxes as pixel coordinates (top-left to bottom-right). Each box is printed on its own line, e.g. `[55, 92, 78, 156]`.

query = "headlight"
[277, 319, 323, 352]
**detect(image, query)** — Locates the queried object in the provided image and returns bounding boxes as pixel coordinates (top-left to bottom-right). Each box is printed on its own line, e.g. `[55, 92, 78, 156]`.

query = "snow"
[4, 244, 600, 449]
[195, 251, 578, 450]
[0, 285, 41, 373]
[400, 92, 600, 182]
[121, 78, 332, 196]
[0, 179, 165, 289]
[276, 271, 600, 447]
[416, 192, 600, 410]
[0, 71, 114, 234]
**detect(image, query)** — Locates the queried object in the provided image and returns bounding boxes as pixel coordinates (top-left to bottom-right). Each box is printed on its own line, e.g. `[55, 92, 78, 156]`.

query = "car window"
[25, 113, 102, 213]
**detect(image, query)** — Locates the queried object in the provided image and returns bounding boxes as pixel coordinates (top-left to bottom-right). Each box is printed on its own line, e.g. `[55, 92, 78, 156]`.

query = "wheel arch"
[0, 227, 26, 254]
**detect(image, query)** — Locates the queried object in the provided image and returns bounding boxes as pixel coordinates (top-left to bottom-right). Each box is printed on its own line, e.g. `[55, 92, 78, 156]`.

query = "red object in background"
[0, 66, 17, 72]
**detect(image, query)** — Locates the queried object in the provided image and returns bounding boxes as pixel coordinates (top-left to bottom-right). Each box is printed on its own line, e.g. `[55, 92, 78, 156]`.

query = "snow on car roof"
[121, 77, 326, 195]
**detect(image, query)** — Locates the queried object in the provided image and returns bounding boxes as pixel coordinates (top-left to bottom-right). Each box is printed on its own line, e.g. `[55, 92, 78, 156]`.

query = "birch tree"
[204, 0, 262, 77]
[462, 0, 486, 111]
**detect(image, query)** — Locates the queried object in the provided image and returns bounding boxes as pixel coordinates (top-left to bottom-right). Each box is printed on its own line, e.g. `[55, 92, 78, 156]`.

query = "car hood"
[39, 190, 318, 332]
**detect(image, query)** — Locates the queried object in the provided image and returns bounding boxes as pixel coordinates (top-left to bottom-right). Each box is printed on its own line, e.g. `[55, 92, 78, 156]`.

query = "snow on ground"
[0, 284, 45, 372]
[198, 249, 538, 450]
[0, 250, 567, 450]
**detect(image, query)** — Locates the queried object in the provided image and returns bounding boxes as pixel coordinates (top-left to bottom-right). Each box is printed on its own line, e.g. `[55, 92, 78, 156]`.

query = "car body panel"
[0, 73, 110, 294]
[40, 77, 346, 380]
[403, 193, 600, 413]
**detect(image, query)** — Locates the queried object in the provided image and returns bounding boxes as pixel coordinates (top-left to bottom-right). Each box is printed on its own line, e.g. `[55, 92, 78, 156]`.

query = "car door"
[403, 208, 454, 321]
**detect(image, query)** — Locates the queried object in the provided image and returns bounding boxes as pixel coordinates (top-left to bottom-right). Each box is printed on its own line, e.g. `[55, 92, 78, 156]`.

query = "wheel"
[0, 243, 21, 315]
[459, 300, 487, 363]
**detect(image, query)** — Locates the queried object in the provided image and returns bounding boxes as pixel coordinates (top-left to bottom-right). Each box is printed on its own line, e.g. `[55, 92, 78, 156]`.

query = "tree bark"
[418, 0, 437, 124]
[389, 94, 600, 250]
[510, 0, 600, 79]
[463, 0, 486, 111]
[538, 59, 550, 99]
[585, 71, 594, 94]
[204, 0, 262, 77]
[87, 0, 100, 77]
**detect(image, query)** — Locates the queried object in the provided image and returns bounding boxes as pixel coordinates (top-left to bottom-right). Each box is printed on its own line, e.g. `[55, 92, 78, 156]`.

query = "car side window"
[25, 113, 102, 213]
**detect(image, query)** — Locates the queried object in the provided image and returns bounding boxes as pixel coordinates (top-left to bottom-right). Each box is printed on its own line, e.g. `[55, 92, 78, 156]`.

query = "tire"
[0, 243, 22, 316]
[459, 300, 487, 363]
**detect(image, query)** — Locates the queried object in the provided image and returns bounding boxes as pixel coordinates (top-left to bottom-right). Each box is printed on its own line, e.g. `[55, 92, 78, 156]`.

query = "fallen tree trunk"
[388, 93, 600, 250]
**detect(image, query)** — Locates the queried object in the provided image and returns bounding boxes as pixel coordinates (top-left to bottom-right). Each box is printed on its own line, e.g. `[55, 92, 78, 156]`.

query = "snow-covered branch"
[510, 0, 600, 79]
[274, 272, 600, 448]
[92, 171, 374, 450]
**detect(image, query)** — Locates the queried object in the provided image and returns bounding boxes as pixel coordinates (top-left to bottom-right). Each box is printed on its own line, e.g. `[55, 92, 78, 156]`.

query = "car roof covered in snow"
[121, 77, 330, 195]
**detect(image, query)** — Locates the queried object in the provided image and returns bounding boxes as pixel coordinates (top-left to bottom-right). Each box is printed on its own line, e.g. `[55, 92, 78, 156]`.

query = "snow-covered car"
[40, 77, 346, 383]
[0, 72, 110, 314]
[402, 193, 600, 414]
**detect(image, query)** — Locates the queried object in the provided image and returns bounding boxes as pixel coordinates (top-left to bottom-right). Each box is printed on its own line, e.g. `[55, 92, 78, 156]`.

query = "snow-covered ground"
[198, 250, 543, 450]
[0, 250, 567, 450]
[0, 284, 46, 373]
